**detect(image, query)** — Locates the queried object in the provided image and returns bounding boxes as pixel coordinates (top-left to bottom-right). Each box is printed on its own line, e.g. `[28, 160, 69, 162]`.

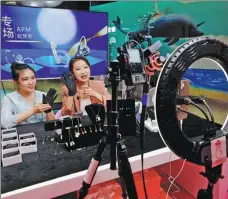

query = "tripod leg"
[117, 140, 138, 199]
[197, 185, 213, 199]
[117, 160, 128, 199]
[197, 164, 223, 199]
[206, 184, 213, 199]
[78, 137, 107, 199]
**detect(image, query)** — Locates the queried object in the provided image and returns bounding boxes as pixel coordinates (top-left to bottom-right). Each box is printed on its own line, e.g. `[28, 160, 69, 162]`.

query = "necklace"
[88, 105, 101, 122]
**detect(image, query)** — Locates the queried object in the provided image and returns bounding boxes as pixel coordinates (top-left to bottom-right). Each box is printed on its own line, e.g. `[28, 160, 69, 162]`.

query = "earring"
[66, 127, 75, 147]
[83, 127, 87, 134]
[99, 123, 103, 132]
[60, 120, 63, 140]
[89, 126, 92, 133]
[75, 126, 80, 138]
[74, 118, 80, 138]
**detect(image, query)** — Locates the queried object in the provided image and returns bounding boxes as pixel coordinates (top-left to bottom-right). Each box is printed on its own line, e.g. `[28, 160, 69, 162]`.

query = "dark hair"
[11, 62, 36, 81]
[69, 56, 90, 73]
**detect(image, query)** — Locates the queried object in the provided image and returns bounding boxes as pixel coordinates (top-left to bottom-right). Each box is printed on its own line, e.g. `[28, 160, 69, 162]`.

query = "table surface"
[2, 113, 223, 194]
[1, 120, 165, 194]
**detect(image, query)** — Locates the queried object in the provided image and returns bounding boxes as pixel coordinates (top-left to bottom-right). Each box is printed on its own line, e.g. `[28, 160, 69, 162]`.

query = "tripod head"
[110, 37, 147, 87]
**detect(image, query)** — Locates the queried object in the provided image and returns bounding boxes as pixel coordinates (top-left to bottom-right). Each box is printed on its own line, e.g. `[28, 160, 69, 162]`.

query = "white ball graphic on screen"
[37, 9, 77, 45]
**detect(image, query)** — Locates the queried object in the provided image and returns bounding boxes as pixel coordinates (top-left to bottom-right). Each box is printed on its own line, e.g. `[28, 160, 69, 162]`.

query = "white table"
[2, 147, 179, 199]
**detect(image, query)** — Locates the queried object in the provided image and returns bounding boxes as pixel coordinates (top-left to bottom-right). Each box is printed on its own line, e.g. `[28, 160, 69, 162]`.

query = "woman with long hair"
[61, 56, 111, 116]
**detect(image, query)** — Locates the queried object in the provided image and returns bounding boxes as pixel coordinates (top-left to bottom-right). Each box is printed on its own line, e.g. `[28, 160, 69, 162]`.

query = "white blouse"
[80, 98, 92, 115]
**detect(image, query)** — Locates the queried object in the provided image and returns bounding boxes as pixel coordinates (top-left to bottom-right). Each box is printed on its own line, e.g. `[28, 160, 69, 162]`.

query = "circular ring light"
[155, 37, 228, 165]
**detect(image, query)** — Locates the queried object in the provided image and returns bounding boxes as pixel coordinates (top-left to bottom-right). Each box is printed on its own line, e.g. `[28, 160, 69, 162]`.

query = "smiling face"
[72, 59, 91, 83]
[16, 69, 36, 93]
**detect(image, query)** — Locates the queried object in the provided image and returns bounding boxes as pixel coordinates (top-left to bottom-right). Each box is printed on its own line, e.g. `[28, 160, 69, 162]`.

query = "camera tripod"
[197, 164, 224, 199]
[77, 61, 138, 199]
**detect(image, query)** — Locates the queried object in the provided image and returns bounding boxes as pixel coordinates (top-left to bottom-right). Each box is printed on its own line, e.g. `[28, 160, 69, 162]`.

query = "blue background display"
[1, 5, 108, 80]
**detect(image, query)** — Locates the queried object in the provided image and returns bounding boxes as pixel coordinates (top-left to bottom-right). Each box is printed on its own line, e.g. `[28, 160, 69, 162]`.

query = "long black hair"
[11, 62, 36, 81]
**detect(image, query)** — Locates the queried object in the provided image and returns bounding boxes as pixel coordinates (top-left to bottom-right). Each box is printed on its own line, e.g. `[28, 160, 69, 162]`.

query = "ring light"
[155, 37, 228, 166]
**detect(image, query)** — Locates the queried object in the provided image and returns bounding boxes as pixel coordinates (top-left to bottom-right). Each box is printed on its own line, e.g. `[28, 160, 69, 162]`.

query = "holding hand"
[82, 86, 97, 97]
[32, 104, 51, 114]
[43, 88, 58, 113]
[61, 72, 76, 96]
[81, 86, 103, 102]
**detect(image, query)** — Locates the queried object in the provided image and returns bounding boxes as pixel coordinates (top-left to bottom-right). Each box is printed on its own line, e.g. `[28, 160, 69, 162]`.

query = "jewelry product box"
[2, 131, 18, 142]
[2, 146, 22, 167]
[19, 132, 37, 154]
[2, 128, 17, 137]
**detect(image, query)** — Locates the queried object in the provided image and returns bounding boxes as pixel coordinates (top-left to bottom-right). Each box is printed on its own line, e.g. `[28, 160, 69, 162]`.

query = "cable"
[126, 39, 148, 199]
[178, 107, 208, 130]
[181, 77, 213, 127]
[166, 158, 186, 199]
[187, 99, 212, 130]
[140, 127, 148, 199]
[177, 78, 213, 132]
[187, 94, 215, 129]
[181, 83, 215, 134]
[202, 99, 215, 128]
[167, 152, 181, 199]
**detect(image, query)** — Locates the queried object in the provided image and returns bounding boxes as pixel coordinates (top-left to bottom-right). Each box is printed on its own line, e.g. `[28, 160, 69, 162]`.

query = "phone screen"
[127, 49, 141, 63]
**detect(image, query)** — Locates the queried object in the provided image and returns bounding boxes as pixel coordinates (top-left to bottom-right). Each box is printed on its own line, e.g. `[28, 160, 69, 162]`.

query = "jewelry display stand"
[44, 114, 106, 151]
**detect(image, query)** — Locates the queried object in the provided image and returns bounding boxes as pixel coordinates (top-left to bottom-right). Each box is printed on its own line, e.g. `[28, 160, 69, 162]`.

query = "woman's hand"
[82, 86, 103, 102]
[65, 96, 74, 112]
[32, 103, 52, 114]
[82, 86, 97, 97]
